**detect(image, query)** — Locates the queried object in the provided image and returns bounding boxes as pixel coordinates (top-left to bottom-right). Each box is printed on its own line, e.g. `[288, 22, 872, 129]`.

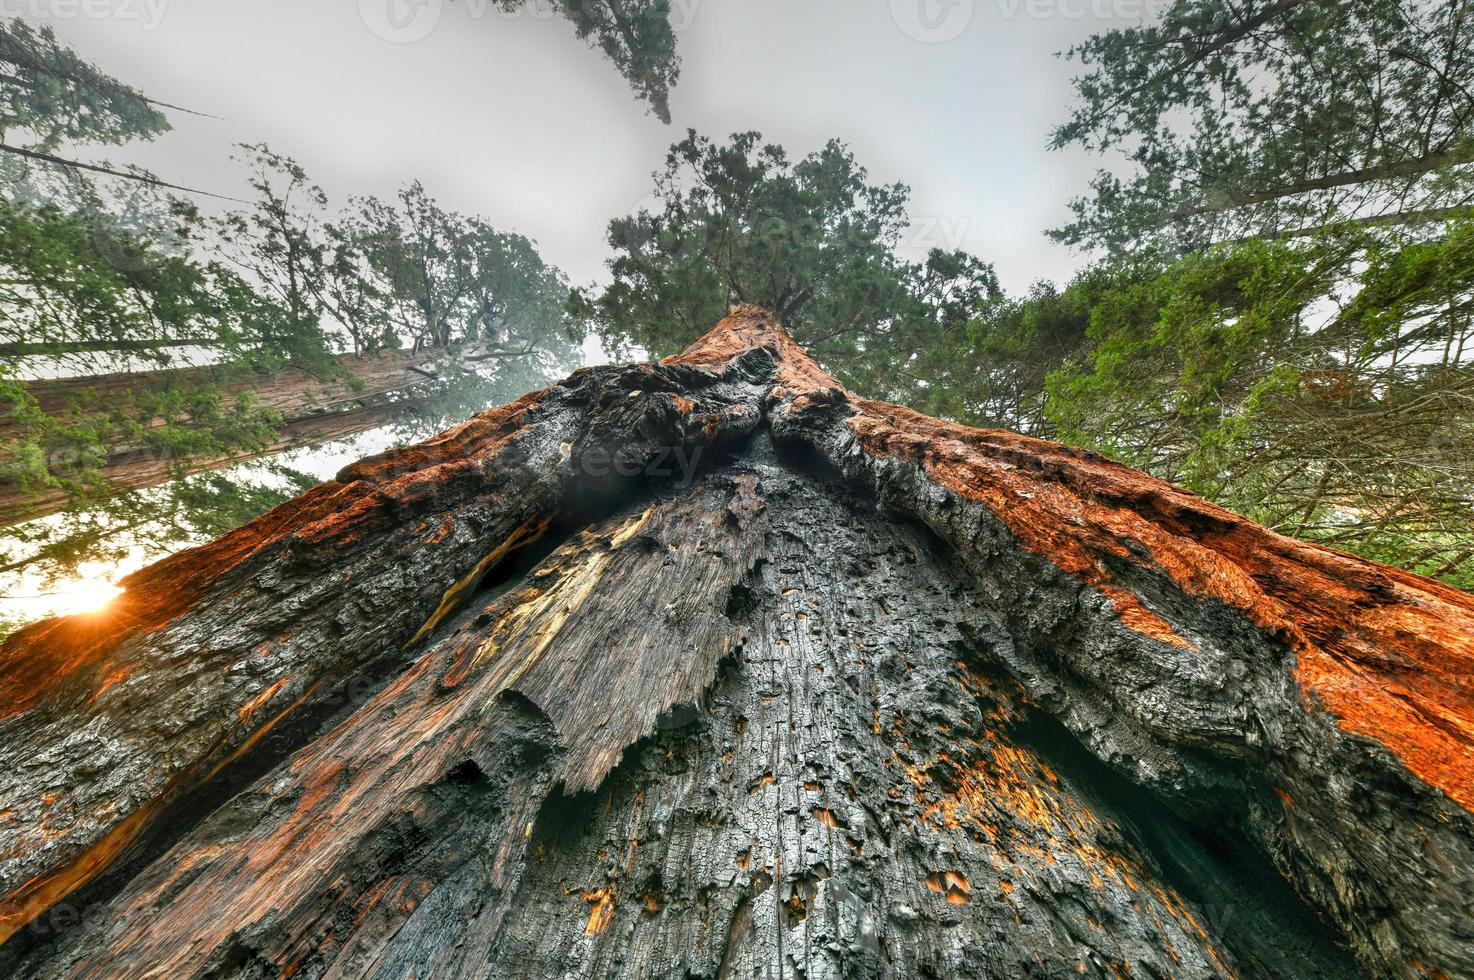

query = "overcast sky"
[21, 0, 1160, 293]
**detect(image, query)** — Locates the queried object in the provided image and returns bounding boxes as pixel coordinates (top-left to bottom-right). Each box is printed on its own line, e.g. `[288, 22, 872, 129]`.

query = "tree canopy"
[1051, 0, 1474, 254]
[218, 147, 579, 426]
[556, 0, 680, 124]
[0, 19, 169, 152]
[0, 18, 206, 208]
[1011, 0, 1474, 588]
[5, 2, 1474, 617]
[574, 130, 999, 399]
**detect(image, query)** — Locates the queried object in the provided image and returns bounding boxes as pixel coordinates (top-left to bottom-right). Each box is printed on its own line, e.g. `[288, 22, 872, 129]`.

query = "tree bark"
[0, 308, 1469, 978]
[0, 342, 509, 527]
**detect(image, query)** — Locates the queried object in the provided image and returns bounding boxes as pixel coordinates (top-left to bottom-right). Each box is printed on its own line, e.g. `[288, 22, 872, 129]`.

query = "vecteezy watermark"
[993, 0, 1168, 18]
[904, 214, 972, 252]
[891, 0, 974, 43]
[359, 0, 445, 44]
[892, 0, 1170, 42]
[2, 0, 170, 30]
[572, 444, 706, 486]
[359, 0, 704, 45]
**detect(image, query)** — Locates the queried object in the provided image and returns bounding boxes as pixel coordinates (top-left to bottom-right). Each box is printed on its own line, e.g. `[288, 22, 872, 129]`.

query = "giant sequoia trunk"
[0, 342, 518, 527]
[0, 308, 1470, 978]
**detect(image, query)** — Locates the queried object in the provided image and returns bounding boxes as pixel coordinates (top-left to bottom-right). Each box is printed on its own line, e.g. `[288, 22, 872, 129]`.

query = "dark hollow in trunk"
[0, 308, 1470, 978]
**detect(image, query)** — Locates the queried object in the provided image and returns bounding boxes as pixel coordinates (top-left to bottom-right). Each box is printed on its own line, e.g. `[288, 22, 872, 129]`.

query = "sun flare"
[7, 565, 125, 621]
[68, 578, 124, 615]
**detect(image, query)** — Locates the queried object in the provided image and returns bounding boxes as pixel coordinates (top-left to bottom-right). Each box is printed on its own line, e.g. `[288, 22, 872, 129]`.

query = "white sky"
[19, 0, 1160, 291]
[4, 0, 1165, 620]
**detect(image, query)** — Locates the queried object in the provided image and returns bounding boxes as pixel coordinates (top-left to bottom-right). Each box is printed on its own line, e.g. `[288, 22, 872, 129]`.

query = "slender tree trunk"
[1272, 203, 1474, 237]
[1178, 145, 1474, 220]
[0, 342, 505, 527]
[0, 401, 403, 526]
[0, 309, 1469, 978]
[0, 338, 227, 357]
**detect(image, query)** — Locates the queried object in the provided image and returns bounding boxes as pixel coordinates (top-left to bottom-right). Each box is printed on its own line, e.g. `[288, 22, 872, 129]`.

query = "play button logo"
[891, 0, 974, 42]
[360, 0, 444, 43]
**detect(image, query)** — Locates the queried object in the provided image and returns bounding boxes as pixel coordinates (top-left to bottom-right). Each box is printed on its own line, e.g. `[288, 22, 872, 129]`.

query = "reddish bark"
[0, 307, 1468, 977]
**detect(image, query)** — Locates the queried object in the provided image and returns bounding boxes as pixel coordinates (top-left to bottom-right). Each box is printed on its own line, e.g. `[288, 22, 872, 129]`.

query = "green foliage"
[0, 19, 174, 205]
[1052, 0, 1474, 253]
[0, 363, 47, 491]
[934, 229, 1474, 589]
[470, 0, 680, 122]
[0, 195, 291, 367]
[0, 151, 579, 582]
[0, 193, 302, 525]
[166, 466, 318, 539]
[575, 130, 999, 397]
[1038, 0, 1474, 588]
[338, 182, 571, 353]
[219, 146, 581, 433]
[0, 19, 168, 152]
[908, 267, 1120, 431]
[3, 2, 1470, 622]
[551, 0, 680, 123]
[0, 462, 317, 587]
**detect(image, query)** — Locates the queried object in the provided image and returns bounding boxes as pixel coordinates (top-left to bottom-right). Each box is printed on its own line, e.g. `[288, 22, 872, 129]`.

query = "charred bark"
[0, 308, 1469, 978]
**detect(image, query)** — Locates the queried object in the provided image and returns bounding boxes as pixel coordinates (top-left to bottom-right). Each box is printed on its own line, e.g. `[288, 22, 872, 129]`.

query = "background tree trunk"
[0, 342, 509, 527]
[0, 308, 1469, 978]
